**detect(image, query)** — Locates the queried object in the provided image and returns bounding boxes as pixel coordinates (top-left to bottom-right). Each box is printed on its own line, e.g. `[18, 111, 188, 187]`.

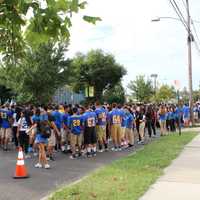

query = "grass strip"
[49, 132, 197, 200]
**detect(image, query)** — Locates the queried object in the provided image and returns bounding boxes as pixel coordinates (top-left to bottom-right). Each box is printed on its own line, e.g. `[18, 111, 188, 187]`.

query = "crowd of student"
[0, 102, 199, 169]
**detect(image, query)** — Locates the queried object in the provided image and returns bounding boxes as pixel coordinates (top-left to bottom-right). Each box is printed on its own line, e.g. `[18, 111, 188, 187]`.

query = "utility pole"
[151, 74, 158, 95]
[186, 0, 194, 125]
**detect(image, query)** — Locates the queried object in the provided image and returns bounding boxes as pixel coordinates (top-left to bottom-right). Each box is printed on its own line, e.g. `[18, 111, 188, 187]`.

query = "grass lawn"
[49, 132, 197, 200]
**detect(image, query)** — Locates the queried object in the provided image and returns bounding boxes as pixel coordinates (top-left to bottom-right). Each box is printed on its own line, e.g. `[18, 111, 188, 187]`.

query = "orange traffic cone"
[13, 147, 29, 179]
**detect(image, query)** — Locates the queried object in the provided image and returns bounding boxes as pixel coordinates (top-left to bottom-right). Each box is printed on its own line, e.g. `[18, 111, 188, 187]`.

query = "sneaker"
[35, 163, 42, 168]
[105, 148, 109, 152]
[118, 148, 122, 151]
[25, 154, 31, 159]
[33, 152, 38, 157]
[70, 155, 76, 159]
[98, 149, 104, 153]
[49, 156, 55, 161]
[44, 164, 50, 169]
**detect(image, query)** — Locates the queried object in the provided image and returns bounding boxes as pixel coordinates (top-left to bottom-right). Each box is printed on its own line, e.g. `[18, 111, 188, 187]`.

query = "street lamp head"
[151, 17, 160, 22]
[151, 74, 158, 78]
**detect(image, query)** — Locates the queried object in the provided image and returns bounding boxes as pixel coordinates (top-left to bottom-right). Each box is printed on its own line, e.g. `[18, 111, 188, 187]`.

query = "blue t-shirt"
[0, 109, 12, 128]
[95, 107, 107, 126]
[51, 110, 63, 129]
[62, 113, 69, 127]
[68, 114, 83, 135]
[159, 113, 166, 121]
[109, 108, 123, 125]
[183, 106, 190, 118]
[32, 115, 42, 124]
[82, 111, 97, 128]
[126, 113, 134, 129]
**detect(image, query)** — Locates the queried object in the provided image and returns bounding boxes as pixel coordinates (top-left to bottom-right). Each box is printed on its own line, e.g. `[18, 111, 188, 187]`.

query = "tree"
[103, 82, 126, 104]
[0, 0, 101, 65]
[128, 75, 153, 102]
[2, 42, 72, 104]
[0, 84, 14, 104]
[71, 49, 127, 100]
[154, 85, 176, 103]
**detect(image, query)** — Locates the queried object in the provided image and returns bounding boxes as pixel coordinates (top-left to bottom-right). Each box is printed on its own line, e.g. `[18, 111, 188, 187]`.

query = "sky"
[66, 0, 200, 92]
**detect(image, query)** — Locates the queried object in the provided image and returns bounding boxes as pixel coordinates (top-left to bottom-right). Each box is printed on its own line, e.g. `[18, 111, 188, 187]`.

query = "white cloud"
[67, 0, 200, 91]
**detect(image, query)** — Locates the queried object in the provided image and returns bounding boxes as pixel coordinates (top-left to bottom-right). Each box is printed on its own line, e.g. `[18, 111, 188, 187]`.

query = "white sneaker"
[35, 163, 42, 168]
[98, 149, 104, 153]
[118, 148, 122, 151]
[44, 164, 50, 169]
[25, 154, 31, 159]
[33, 152, 38, 157]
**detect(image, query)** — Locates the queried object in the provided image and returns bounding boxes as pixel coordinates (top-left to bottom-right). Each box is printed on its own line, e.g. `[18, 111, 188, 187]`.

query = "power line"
[169, 0, 189, 32]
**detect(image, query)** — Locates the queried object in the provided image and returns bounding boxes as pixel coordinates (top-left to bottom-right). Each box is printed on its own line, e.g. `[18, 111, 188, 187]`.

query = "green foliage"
[103, 82, 126, 104]
[71, 49, 127, 100]
[128, 75, 153, 103]
[2, 42, 72, 104]
[153, 85, 176, 103]
[0, 84, 14, 104]
[0, 0, 101, 64]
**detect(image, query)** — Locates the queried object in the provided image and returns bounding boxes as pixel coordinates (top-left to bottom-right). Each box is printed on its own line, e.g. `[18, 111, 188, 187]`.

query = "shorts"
[35, 134, 48, 144]
[96, 126, 106, 141]
[0, 128, 12, 140]
[84, 127, 97, 145]
[48, 130, 56, 147]
[111, 124, 121, 142]
[121, 127, 126, 139]
[61, 128, 67, 143]
[71, 133, 82, 147]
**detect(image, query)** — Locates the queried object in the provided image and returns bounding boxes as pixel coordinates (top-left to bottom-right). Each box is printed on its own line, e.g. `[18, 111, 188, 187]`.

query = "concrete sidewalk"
[140, 133, 200, 200]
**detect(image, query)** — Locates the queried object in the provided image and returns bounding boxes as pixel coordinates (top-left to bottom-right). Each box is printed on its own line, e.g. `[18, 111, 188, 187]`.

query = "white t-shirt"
[13, 113, 18, 127]
[18, 117, 29, 131]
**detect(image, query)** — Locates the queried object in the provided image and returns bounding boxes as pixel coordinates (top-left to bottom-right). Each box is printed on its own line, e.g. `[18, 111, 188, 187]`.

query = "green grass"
[49, 132, 197, 200]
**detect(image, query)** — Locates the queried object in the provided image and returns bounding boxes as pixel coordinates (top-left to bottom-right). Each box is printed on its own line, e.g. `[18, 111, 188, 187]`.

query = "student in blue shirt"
[68, 107, 83, 159]
[124, 107, 135, 147]
[183, 104, 190, 127]
[109, 103, 123, 151]
[82, 104, 97, 157]
[61, 105, 70, 153]
[95, 101, 108, 152]
[0, 105, 13, 151]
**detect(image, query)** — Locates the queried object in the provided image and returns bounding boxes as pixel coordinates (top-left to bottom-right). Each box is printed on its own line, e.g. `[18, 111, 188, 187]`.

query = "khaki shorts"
[121, 127, 126, 139]
[61, 128, 68, 143]
[48, 130, 56, 147]
[0, 128, 12, 140]
[70, 134, 82, 147]
[96, 126, 106, 141]
[111, 124, 121, 142]
[125, 128, 134, 145]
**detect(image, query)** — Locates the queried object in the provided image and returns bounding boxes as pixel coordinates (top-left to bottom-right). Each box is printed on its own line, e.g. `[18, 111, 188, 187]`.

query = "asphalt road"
[0, 137, 156, 200]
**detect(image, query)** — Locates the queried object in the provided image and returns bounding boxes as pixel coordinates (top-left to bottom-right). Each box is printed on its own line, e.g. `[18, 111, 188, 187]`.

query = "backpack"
[40, 124, 51, 139]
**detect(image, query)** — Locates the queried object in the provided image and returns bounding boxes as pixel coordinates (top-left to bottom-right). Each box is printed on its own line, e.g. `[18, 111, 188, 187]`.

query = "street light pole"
[186, 0, 194, 125]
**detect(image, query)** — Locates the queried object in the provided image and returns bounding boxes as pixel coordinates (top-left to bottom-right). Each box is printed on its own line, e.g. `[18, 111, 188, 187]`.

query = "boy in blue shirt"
[68, 107, 83, 159]
[82, 105, 97, 157]
[0, 105, 13, 151]
[95, 102, 108, 152]
[109, 103, 123, 151]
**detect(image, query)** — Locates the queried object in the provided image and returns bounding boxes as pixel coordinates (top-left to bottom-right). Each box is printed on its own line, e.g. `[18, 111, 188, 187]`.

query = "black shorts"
[84, 127, 97, 145]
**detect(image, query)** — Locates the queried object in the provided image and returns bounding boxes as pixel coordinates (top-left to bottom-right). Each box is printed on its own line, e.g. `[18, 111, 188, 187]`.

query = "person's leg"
[12, 126, 18, 148]
[4, 128, 11, 150]
[117, 125, 122, 149]
[70, 134, 76, 157]
[40, 143, 48, 166]
[111, 125, 117, 149]
[151, 121, 156, 136]
[24, 134, 29, 155]
[147, 120, 152, 138]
